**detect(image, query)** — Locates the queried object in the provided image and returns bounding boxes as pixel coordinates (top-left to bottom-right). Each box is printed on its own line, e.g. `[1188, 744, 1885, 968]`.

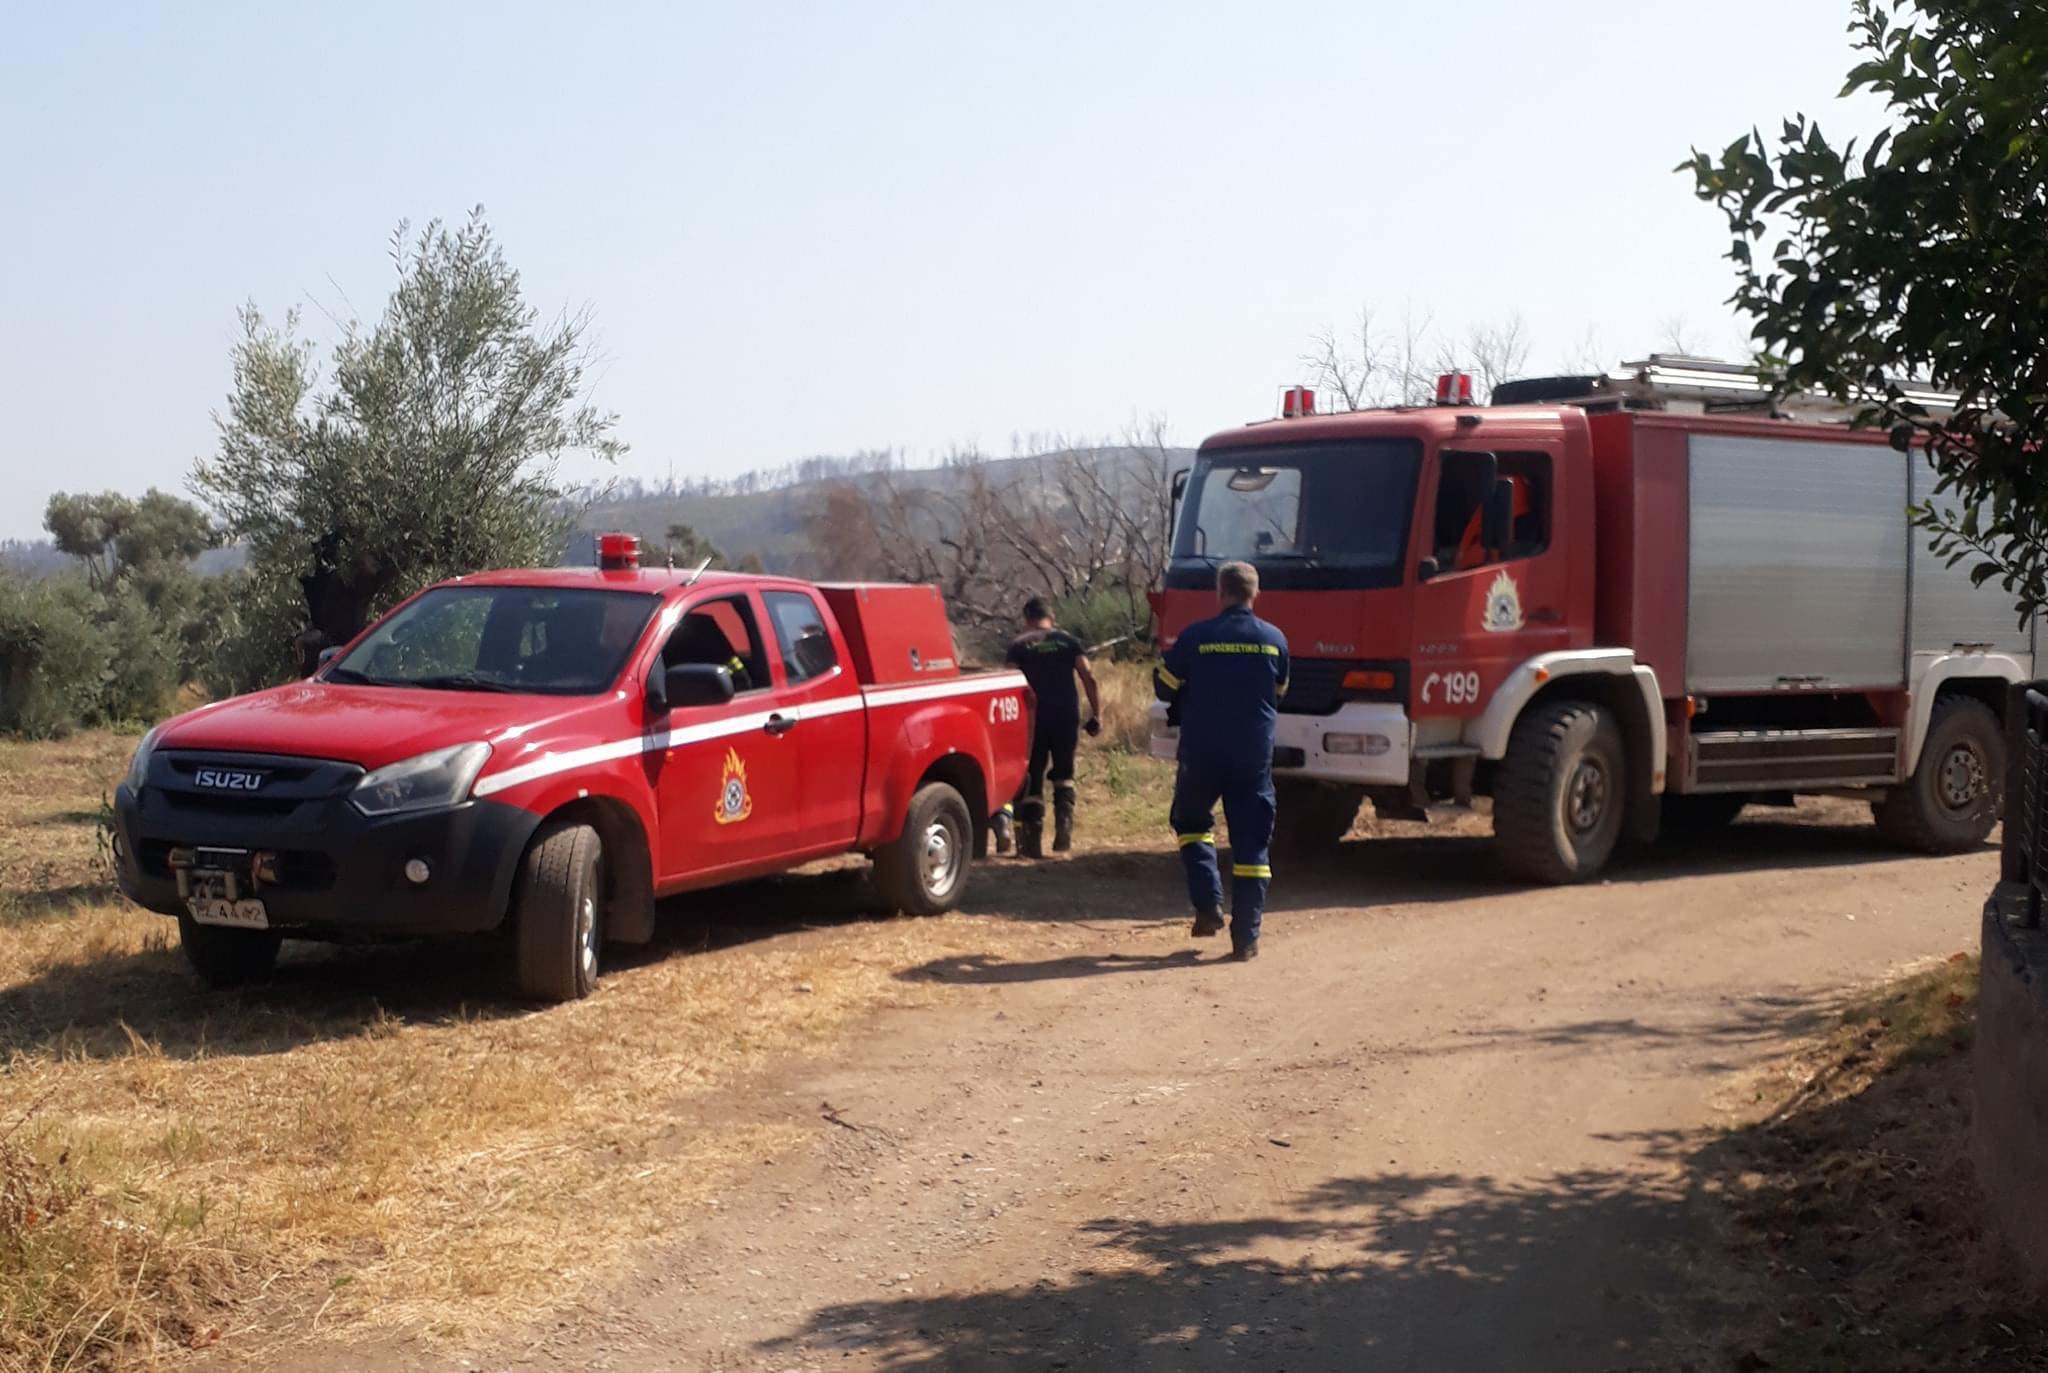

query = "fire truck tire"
[1272, 779, 1364, 859]
[875, 782, 973, 916]
[1493, 700, 1626, 884]
[176, 913, 281, 988]
[514, 819, 604, 1002]
[1660, 792, 1748, 832]
[1874, 695, 2004, 854]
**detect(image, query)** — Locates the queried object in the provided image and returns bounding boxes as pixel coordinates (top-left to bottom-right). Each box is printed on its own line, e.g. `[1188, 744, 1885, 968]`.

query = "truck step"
[1689, 727, 1901, 792]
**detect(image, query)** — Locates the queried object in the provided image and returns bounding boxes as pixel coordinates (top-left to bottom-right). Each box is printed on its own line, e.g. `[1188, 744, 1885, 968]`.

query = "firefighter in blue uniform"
[1153, 561, 1288, 961]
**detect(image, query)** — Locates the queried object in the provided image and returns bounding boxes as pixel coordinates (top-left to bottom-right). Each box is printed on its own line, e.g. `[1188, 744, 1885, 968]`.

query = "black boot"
[1052, 786, 1076, 853]
[992, 809, 1014, 855]
[1191, 907, 1225, 938]
[1019, 822, 1044, 860]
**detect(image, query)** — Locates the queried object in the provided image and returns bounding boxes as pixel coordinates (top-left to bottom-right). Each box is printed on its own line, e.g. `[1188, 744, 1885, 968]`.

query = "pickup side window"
[1432, 451, 1553, 571]
[664, 596, 769, 694]
[764, 591, 840, 685]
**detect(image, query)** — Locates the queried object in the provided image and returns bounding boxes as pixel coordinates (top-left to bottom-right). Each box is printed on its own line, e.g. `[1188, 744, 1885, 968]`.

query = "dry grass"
[1091, 658, 1157, 756]
[0, 729, 1123, 1370]
[1711, 956, 2048, 1371]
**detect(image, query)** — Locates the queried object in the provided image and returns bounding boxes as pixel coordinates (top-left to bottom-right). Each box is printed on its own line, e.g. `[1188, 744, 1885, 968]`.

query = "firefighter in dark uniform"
[1153, 561, 1288, 961]
[994, 597, 1101, 858]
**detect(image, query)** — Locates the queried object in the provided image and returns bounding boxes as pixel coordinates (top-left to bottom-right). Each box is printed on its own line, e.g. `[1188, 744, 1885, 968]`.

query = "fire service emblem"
[713, 747, 753, 825]
[1482, 571, 1525, 633]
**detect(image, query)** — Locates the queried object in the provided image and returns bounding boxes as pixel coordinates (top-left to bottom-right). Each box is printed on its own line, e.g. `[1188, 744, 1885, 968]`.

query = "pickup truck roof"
[450, 566, 801, 593]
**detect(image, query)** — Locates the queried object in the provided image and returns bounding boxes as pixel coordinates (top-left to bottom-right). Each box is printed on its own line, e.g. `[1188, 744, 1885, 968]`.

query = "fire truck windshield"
[1167, 439, 1422, 591]
[326, 585, 661, 695]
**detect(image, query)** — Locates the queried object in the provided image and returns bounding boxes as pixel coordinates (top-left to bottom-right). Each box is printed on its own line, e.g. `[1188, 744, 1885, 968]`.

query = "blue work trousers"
[1170, 756, 1276, 948]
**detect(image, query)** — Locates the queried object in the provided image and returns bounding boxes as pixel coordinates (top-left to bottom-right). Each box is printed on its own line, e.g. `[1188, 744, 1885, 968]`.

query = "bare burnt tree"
[1303, 305, 1449, 410]
[800, 425, 1180, 652]
[1466, 312, 1533, 400]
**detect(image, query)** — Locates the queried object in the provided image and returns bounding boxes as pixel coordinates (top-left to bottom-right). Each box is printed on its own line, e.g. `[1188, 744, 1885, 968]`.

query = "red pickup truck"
[112, 537, 1033, 1000]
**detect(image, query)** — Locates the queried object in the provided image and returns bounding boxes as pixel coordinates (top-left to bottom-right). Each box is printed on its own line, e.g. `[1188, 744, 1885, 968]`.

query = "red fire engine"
[1152, 356, 2022, 882]
[114, 536, 1033, 1000]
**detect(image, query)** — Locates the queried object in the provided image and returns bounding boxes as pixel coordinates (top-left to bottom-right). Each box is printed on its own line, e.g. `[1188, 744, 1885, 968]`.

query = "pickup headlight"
[123, 725, 163, 793]
[350, 742, 492, 817]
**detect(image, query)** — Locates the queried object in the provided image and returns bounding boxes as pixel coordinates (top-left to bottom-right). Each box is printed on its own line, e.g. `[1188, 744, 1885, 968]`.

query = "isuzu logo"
[192, 769, 266, 792]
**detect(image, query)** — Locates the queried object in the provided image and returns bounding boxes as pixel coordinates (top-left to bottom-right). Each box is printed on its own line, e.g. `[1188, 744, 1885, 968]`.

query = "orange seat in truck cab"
[1454, 474, 1536, 570]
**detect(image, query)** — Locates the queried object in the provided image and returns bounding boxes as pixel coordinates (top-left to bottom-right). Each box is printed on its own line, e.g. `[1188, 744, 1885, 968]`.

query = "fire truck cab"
[1152, 357, 2025, 882]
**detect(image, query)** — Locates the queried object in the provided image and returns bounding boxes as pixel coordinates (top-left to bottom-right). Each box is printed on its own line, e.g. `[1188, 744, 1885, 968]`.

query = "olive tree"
[1685, 2, 2048, 617]
[197, 210, 623, 678]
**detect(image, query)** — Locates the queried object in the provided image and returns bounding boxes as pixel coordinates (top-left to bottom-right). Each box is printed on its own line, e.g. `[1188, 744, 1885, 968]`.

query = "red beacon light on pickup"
[1279, 385, 1316, 419]
[596, 533, 641, 571]
[1434, 372, 1476, 406]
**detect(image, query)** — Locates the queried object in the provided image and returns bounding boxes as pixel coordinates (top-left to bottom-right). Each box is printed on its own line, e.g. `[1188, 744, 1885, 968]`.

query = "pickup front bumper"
[1148, 702, 1412, 786]
[114, 750, 542, 940]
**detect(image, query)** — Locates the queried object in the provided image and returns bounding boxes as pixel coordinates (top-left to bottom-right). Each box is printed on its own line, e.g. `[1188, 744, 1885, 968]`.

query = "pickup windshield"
[329, 586, 660, 695]
[1167, 439, 1423, 591]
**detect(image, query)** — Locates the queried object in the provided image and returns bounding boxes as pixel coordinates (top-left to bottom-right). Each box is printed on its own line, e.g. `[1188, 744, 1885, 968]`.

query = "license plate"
[185, 871, 268, 929]
[188, 897, 269, 929]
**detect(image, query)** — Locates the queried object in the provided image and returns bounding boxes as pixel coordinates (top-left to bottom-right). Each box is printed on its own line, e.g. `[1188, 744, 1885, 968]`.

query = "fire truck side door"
[1409, 447, 1573, 721]
[649, 592, 803, 884]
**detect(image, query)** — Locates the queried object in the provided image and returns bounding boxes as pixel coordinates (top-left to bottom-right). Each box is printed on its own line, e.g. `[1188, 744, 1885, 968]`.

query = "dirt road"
[324, 804, 1990, 1373]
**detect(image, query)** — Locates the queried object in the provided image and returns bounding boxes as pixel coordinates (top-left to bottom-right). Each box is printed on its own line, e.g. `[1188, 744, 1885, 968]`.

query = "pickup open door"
[649, 591, 803, 885]
[761, 588, 867, 853]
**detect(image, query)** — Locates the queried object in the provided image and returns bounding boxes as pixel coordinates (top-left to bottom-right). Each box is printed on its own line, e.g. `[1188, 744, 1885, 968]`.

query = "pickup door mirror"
[648, 662, 737, 713]
[316, 646, 342, 667]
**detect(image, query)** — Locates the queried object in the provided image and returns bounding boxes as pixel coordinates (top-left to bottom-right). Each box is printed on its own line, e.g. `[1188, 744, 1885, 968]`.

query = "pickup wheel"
[1493, 700, 1626, 884]
[1875, 694, 2004, 853]
[177, 913, 282, 988]
[514, 820, 604, 1002]
[874, 782, 973, 916]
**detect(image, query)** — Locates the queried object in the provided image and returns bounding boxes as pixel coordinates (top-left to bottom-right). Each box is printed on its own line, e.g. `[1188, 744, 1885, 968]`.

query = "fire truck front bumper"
[1148, 702, 1411, 786]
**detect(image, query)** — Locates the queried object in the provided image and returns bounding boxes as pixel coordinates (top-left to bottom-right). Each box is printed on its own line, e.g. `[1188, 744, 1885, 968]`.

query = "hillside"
[568, 445, 1193, 574]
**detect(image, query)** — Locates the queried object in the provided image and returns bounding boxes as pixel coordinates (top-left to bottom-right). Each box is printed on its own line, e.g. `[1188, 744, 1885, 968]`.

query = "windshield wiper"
[324, 666, 393, 687]
[1257, 551, 1326, 567]
[407, 674, 522, 694]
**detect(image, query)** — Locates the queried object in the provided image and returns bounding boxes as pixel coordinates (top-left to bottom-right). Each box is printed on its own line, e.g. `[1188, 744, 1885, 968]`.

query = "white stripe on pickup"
[468, 672, 1026, 799]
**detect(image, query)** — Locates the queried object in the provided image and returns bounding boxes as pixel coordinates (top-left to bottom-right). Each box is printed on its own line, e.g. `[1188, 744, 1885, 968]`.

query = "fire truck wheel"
[1494, 700, 1626, 884]
[1660, 791, 1749, 833]
[1272, 780, 1365, 860]
[1875, 695, 2004, 854]
[176, 913, 282, 988]
[875, 782, 973, 916]
[515, 819, 605, 1002]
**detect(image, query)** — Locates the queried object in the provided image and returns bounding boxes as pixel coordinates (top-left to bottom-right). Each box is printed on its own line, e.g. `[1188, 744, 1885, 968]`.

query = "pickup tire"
[1493, 700, 1626, 884]
[1272, 779, 1365, 860]
[515, 819, 604, 1002]
[874, 782, 973, 916]
[177, 914, 282, 988]
[1875, 694, 2004, 854]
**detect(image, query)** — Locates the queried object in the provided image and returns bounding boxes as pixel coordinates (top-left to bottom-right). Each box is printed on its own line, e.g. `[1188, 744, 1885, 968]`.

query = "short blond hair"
[1218, 561, 1259, 603]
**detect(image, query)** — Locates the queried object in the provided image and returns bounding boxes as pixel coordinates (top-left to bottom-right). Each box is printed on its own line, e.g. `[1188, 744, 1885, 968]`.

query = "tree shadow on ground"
[762, 1164, 1713, 1372]
[763, 991, 2048, 1373]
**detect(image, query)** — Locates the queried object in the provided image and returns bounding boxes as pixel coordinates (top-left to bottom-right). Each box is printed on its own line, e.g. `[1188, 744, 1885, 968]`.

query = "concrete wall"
[1975, 887, 2048, 1291]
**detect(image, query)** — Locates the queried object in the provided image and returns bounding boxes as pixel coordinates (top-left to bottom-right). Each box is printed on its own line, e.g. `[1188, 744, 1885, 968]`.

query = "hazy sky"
[0, 2, 1880, 540]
